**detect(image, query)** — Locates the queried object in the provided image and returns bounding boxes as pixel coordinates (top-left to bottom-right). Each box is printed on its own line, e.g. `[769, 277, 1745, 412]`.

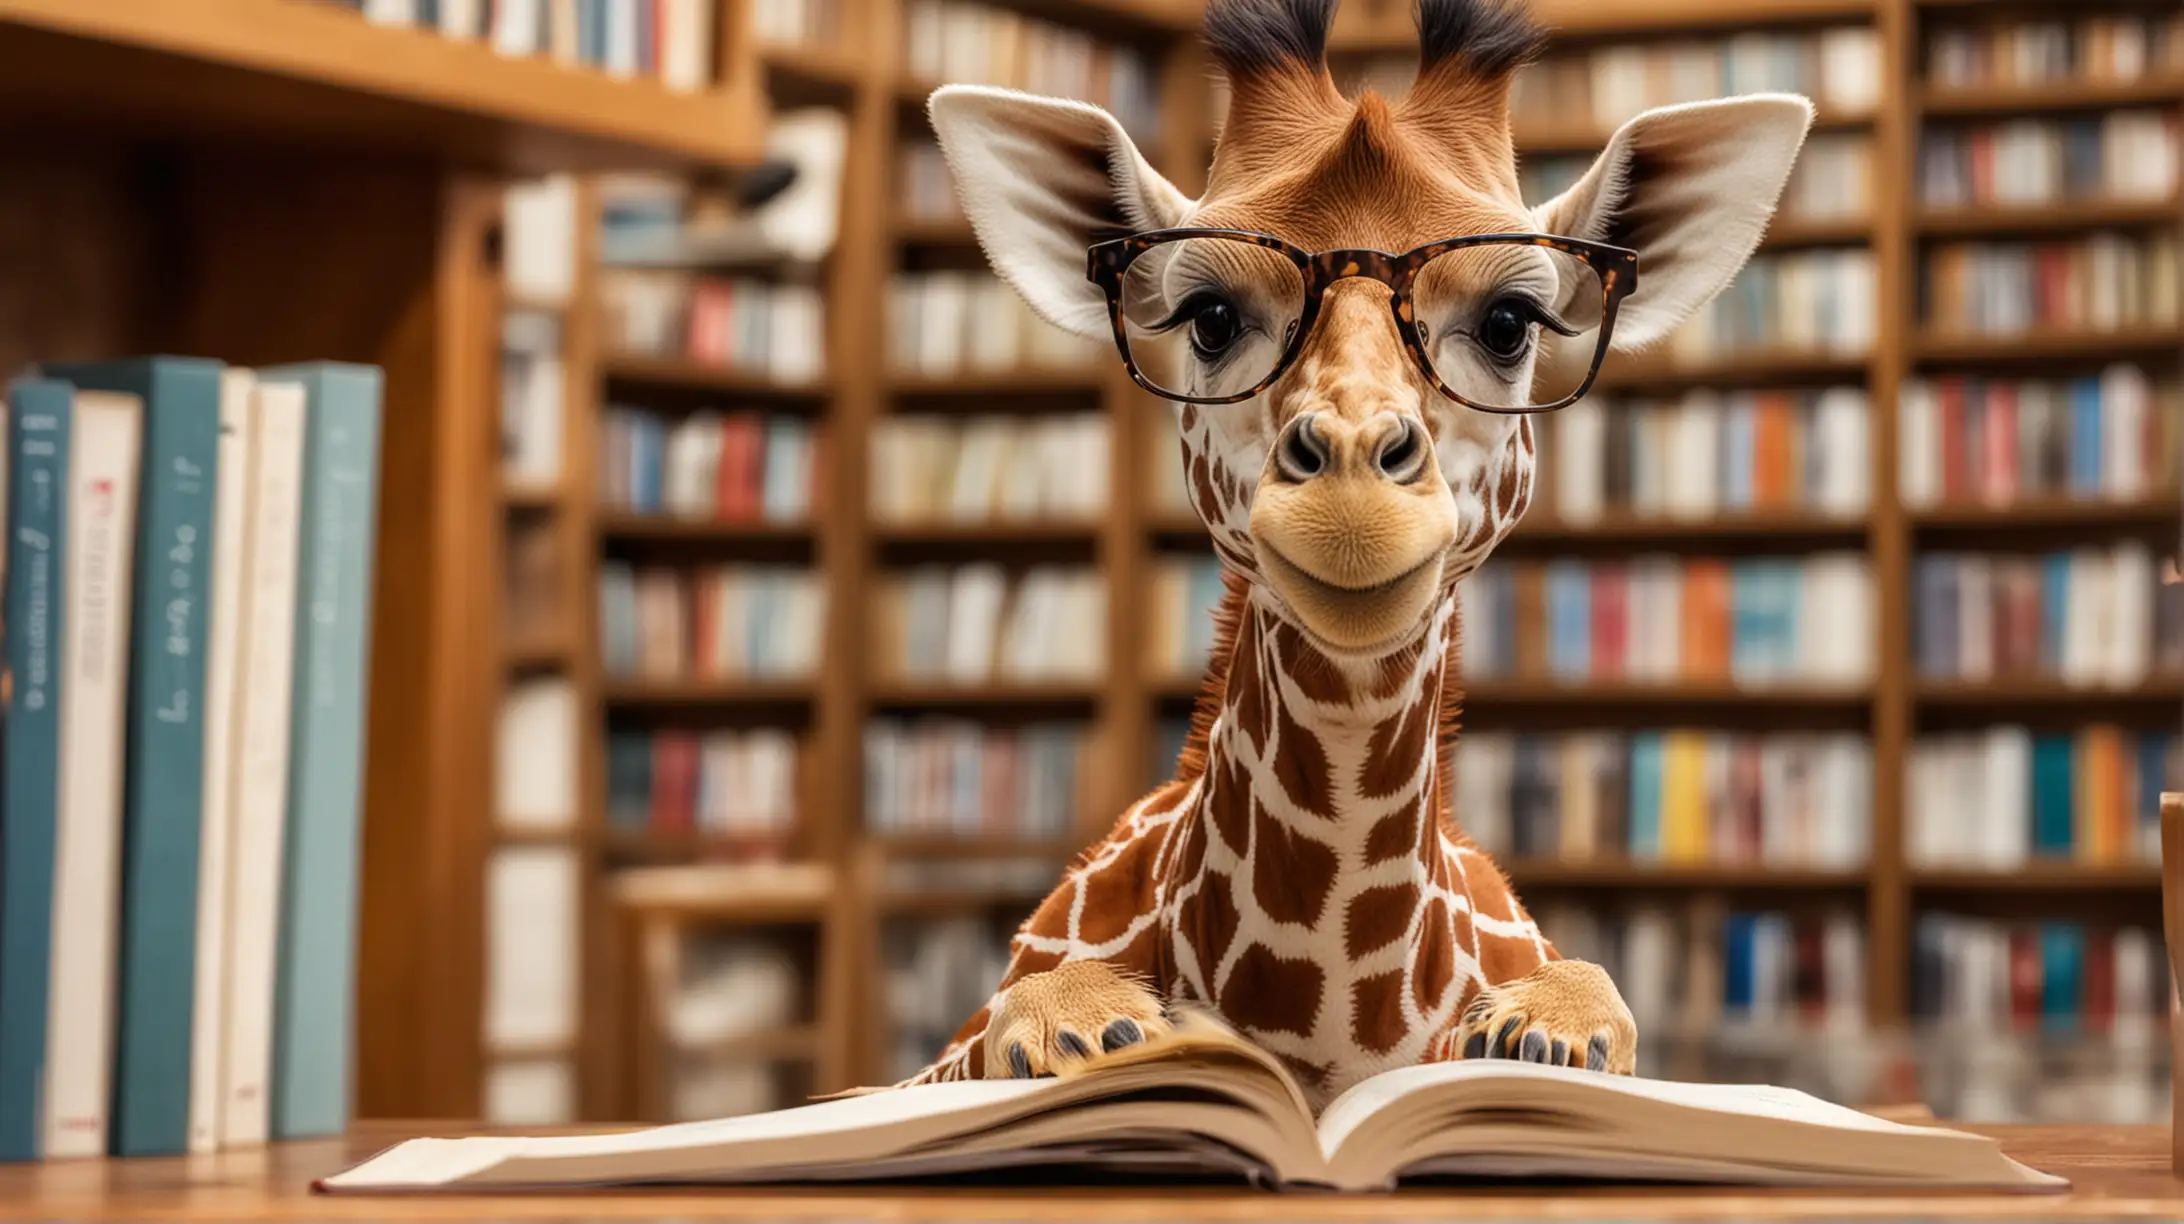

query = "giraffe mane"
[1172, 569, 1251, 783]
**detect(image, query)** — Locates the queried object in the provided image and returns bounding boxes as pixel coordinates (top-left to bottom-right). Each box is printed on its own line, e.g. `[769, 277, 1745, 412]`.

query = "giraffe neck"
[1172, 584, 1470, 1097]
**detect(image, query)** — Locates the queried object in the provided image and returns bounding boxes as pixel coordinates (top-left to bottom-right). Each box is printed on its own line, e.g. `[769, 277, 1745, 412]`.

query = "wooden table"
[0, 1121, 2178, 1219]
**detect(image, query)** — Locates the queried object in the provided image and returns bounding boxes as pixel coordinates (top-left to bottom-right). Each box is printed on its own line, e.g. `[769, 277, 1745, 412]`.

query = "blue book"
[1914, 557, 1953, 676]
[2137, 733, 2170, 861]
[1627, 733, 1663, 859]
[1722, 914, 1756, 1014]
[2030, 734, 2075, 857]
[261, 364, 384, 1140]
[2040, 923, 2083, 1034]
[0, 382, 72, 1161]
[2040, 553, 2070, 671]
[1721, 403, 1753, 511]
[2068, 379, 2101, 495]
[1544, 561, 1589, 679]
[46, 358, 224, 1156]
[1729, 563, 1764, 677]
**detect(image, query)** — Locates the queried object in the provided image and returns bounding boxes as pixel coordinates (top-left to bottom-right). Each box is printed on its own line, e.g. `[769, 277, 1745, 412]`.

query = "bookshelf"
[486, 0, 2183, 1121]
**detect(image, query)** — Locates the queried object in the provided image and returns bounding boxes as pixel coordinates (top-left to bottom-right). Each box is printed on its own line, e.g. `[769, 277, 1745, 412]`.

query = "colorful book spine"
[262, 364, 384, 1140]
[0, 381, 71, 1161]
[49, 358, 225, 1156]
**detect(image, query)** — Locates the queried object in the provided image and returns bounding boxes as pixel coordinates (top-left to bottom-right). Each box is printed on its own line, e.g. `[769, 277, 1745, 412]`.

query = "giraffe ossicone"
[903, 0, 1814, 1107]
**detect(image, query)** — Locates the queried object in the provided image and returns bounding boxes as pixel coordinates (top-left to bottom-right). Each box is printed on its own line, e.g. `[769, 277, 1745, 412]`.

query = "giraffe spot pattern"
[1365, 807, 1419, 863]
[1210, 755, 1252, 855]
[1230, 625, 1271, 755]
[1249, 798, 1338, 928]
[1222, 942, 1324, 1038]
[1412, 895, 1454, 1012]
[1269, 703, 1333, 815]
[1350, 970, 1408, 1054]
[1358, 694, 1430, 798]
[1181, 869, 1241, 981]
[1275, 1052, 1331, 1093]
[1277, 624, 1350, 704]
[1077, 834, 1160, 945]
[1344, 880, 1420, 958]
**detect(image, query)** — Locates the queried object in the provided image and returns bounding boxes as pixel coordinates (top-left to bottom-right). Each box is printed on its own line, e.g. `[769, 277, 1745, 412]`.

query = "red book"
[687, 280, 733, 365]
[1938, 379, 1966, 502]
[1967, 129, 1994, 201]
[1730, 741, 1763, 862]
[2035, 246, 2071, 325]
[715, 413, 764, 521]
[652, 734, 699, 832]
[2008, 929, 2042, 1031]
[1982, 383, 2018, 505]
[690, 574, 718, 675]
[1792, 920, 1826, 1024]
[2084, 930, 2117, 1034]
[1592, 565, 1629, 679]
[807, 424, 829, 512]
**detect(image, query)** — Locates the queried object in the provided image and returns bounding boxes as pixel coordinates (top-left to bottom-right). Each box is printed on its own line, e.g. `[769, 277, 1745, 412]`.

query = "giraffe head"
[931, 0, 1811, 654]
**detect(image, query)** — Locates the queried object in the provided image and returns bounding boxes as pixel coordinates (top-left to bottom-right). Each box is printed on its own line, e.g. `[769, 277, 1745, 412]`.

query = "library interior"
[3, 0, 2184, 1212]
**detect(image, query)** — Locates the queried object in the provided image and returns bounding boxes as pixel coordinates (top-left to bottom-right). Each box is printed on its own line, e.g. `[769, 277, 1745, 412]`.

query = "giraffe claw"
[1518, 1029, 1549, 1063]
[979, 962, 1169, 1080]
[1007, 1042, 1032, 1079]
[1492, 1014, 1526, 1058]
[1587, 1034, 1609, 1072]
[1101, 1018, 1143, 1053]
[1055, 1028, 1092, 1060]
[1444, 962, 1637, 1075]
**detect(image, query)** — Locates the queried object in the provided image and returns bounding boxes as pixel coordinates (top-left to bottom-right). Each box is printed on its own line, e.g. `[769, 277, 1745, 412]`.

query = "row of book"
[868, 415, 1109, 525]
[483, 843, 580, 1123]
[1921, 233, 2181, 337]
[749, 0, 839, 49]
[601, 270, 826, 385]
[1507, 28, 1882, 131]
[343, 0, 713, 91]
[1524, 134, 1870, 225]
[599, 407, 825, 523]
[1898, 368, 2180, 508]
[1667, 250, 1875, 363]
[897, 141, 963, 230]
[884, 915, 1013, 1083]
[0, 360, 384, 1159]
[1925, 13, 2184, 89]
[871, 566, 1105, 685]
[1455, 732, 1872, 870]
[1911, 545, 2182, 685]
[1457, 555, 1875, 686]
[862, 720, 1085, 840]
[1538, 907, 1867, 1038]
[1907, 728, 2179, 869]
[597, 564, 827, 681]
[501, 310, 565, 490]
[1918, 113, 2180, 209]
[1541, 388, 1870, 524]
[902, 0, 1163, 141]
[598, 112, 846, 267]
[606, 729, 801, 839]
[1145, 555, 1226, 684]
[887, 272, 1102, 379]
[1913, 916, 2168, 1035]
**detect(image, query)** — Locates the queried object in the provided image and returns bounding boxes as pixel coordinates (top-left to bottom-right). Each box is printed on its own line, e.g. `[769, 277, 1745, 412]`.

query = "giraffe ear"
[1532, 93, 1815, 351]
[928, 85, 1195, 339]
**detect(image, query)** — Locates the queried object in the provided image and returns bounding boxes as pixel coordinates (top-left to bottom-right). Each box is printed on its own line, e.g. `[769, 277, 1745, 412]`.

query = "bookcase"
[474, 0, 2183, 1124]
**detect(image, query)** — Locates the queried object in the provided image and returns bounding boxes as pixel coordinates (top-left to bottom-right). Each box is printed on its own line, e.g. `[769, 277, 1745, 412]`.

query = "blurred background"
[10, 0, 2179, 1142]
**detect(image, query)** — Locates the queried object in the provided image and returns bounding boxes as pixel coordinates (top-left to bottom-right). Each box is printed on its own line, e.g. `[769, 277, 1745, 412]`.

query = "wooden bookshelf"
[600, 353, 835, 399]
[1915, 197, 2184, 237]
[596, 514, 818, 543]
[1917, 75, 2184, 118]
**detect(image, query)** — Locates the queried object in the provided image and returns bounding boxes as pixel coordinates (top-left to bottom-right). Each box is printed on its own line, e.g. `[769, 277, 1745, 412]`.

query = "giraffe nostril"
[1376, 417, 1429, 484]
[1275, 413, 1329, 482]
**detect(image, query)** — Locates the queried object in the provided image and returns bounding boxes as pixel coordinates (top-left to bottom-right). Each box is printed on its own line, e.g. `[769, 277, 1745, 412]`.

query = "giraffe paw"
[980, 961, 1170, 1079]
[1451, 960, 1636, 1075]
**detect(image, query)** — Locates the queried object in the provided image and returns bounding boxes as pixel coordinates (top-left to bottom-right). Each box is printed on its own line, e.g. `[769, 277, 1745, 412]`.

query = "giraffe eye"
[1183, 293, 1243, 359]
[1476, 298, 1536, 363]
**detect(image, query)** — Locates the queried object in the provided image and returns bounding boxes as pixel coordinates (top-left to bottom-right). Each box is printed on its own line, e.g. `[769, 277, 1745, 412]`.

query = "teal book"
[0, 381, 72, 1161]
[48, 359, 224, 1157]
[261, 364, 384, 1140]
[2030, 735, 2074, 858]
[2039, 923, 2083, 1034]
[1627, 733, 1663, 860]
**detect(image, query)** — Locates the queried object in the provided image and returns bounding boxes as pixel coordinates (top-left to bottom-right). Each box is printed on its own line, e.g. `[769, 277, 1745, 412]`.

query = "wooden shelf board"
[1761, 216, 1873, 249]
[601, 679, 817, 707]
[601, 827, 795, 856]
[872, 520, 1103, 545]
[597, 513, 816, 543]
[612, 861, 836, 921]
[675, 1023, 825, 1064]
[871, 831, 1083, 859]
[892, 217, 976, 245]
[1463, 680, 1873, 706]
[1332, 0, 1878, 48]
[1514, 107, 1871, 155]
[868, 682, 1103, 709]
[1590, 348, 1872, 392]
[888, 369, 1110, 397]
[491, 823, 583, 846]
[503, 483, 564, 510]
[482, 1034, 578, 1059]
[1911, 864, 2163, 892]
[759, 42, 865, 92]
[880, 884, 1053, 916]
[1508, 510, 1870, 545]
[1911, 326, 2183, 365]
[602, 354, 836, 399]
[1505, 860, 1868, 889]
[504, 636, 570, 670]
[1909, 497, 2181, 531]
[1152, 675, 1210, 702]
[1919, 75, 2184, 118]
[1915, 197, 2183, 238]
[1914, 677, 2184, 706]
[0, 0, 765, 172]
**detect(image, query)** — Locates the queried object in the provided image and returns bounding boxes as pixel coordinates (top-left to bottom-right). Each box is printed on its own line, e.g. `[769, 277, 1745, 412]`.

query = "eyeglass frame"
[1084, 227, 1641, 413]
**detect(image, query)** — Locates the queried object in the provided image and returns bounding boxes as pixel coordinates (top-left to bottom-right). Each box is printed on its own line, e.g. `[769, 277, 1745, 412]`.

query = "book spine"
[220, 381, 310, 1148]
[189, 370, 257, 1153]
[43, 391, 143, 1158]
[263, 364, 384, 1140]
[0, 382, 71, 1161]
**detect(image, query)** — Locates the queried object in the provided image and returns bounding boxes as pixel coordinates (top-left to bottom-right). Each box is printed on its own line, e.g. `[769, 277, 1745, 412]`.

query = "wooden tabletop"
[0, 1121, 2178, 1219]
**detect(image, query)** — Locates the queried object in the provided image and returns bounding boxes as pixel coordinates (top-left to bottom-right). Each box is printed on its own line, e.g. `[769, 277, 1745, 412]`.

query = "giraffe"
[904, 0, 1814, 1107]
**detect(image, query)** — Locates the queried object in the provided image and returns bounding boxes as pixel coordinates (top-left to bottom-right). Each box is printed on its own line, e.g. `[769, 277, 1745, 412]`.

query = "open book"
[323, 1017, 2063, 1193]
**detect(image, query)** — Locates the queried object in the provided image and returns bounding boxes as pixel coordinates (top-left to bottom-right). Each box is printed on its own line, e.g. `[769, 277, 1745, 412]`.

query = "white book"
[1552, 400, 1604, 523]
[497, 679, 578, 832]
[661, 0, 714, 92]
[1812, 388, 1869, 513]
[1956, 555, 1993, 681]
[2061, 549, 2107, 687]
[42, 391, 142, 1159]
[363, 0, 416, 24]
[484, 845, 580, 1050]
[1665, 393, 1719, 520]
[2107, 541, 2153, 685]
[603, 0, 638, 77]
[188, 369, 257, 1155]
[219, 380, 311, 1148]
[504, 177, 577, 307]
[756, 110, 848, 261]
[1982, 727, 2031, 868]
[1897, 380, 1938, 508]
[439, 0, 481, 37]
[491, 0, 543, 55]
[2101, 363, 2150, 499]
[945, 565, 1007, 683]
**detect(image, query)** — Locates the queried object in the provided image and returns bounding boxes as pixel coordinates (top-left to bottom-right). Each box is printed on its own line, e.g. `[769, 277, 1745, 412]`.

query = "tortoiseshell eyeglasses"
[1085, 228, 1639, 413]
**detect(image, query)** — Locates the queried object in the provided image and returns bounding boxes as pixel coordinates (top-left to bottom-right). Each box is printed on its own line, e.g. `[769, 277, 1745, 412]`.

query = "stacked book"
[0, 360, 384, 1159]
[1911, 545, 2183, 683]
[496, 679, 578, 833]
[897, 141, 963, 229]
[606, 729, 800, 843]
[883, 916, 1013, 1082]
[1542, 388, 1870, 523]
[598, 111, 847, 267]
[1525, 132, 1869, 223]
[501, 310, 564, 491]
[1926, 12, 2184, 89]
[750, 0, 841, 52]
[482, 843, 581, 1126]
[862, 720, 1084, 840]
[1457, 731, 1872, 869]
[1919, 112, 2180, 208]
[1913, 915, 2168, 1035]
[1144, 554, 1227, 684]
[597, 563, 826, 681]
[1908, 727, 2181, 868]
[871, 566, 1105, 685]
[1458, 555, 1875, 686]
[1508, 26, 1882, 130]
[1899, 367, 2181, 507]
[1665, 250, 1875, 362]
[869, 415, 1108, 525]
[902, 0, 1163, 141]
[602, 270, 826, 384]
[340, 0, 715, 91]
[599, 407, 824, 523]
[888, 272, 1103, 378]
[1922, 233, 2182, 336]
